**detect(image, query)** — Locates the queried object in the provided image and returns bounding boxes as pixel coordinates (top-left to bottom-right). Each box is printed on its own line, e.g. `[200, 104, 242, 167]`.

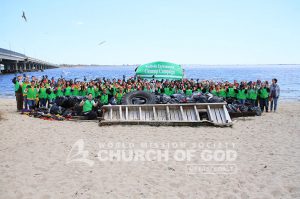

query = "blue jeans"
[27, 100, 35, 109]
[248, 99, 256, 106]
[270, 97, 279, 111]
[23, 96, 28, 110]
[238, 99, 246, 104]
[39, 98, 47, 107]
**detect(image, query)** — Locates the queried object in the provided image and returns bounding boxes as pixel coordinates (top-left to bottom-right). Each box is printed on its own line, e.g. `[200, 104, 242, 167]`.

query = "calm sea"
[0, 65, 299, 100]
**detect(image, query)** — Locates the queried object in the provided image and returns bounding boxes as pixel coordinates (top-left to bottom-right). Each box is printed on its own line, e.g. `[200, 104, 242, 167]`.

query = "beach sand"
[0, 98, 299, 199]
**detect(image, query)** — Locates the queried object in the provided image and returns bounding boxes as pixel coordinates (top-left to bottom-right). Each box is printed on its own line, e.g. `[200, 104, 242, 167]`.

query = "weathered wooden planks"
[100, 103, 232, 127]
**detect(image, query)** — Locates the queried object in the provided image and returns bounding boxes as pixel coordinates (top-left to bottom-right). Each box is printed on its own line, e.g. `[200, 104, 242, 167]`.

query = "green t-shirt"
[247, 89, 257, 100]
[237, 89, 247, 100]
[48, 88, 56, 100]
[72, 87, 80, 96]
[64, 86, 72, 96]
[218, 89, 227, 98]
[83, 100, 95, 112]
[227, 88, 236, 98]
[22, 83, 29, 95]
[100, 94, 109, 105]
[14, 81, 21, 92]
[186, 89, 193, 97]
[39, 87, 48, 99]
[259, 88, 269, 99]
[56, 86, 64, 97]
[116, 92, 124, 104]
[26, 87, 37, 100]
[87, 87, 95, 98]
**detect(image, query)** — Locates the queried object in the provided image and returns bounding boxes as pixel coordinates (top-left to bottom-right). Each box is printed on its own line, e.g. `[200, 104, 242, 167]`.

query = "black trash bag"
[36, 107, 49, 114]
[208, 96, 224, 103]
[239, 105, 249, 112]
[195, 95, 208, 103]
[249, 106, 262, 116]
[50, 105, 65, 115]
[226, 97, 235, 104]
[109, 97, 117, 105]
[61, 96, 78, 109]
[226, 104, 235, 113]
[55, 96, 67, 107]
[191, 92, 202, 100]
[73, 103, 83, 116]
[62, 109, 73, 117]
[170, 94, 187, 103]
[157, 94, 171, 104]
[186, 97, 196, 103]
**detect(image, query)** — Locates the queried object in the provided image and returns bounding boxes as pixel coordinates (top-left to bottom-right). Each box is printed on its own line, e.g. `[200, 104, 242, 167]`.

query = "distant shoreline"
[58, 64, 300, 68]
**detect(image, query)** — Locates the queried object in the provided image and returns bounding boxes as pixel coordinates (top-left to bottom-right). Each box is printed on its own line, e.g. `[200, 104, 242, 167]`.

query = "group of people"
[13, 74, 280, 115]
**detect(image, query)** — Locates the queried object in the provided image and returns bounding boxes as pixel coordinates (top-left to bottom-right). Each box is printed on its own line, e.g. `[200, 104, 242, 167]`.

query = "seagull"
[22, 11, 27, 22]
[98, 41, 106, 46]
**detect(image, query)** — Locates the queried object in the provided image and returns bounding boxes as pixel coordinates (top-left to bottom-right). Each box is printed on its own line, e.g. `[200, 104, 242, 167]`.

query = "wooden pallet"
[99, 103, 232, 127]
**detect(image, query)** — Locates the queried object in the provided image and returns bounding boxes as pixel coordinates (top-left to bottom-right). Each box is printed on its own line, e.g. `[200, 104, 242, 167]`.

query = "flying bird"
[98, 41, 106, 46]
[22, 11, 27, 22]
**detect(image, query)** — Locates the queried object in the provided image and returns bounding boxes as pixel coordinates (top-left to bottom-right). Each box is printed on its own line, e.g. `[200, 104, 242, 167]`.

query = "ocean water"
[0, 65, 299, 100]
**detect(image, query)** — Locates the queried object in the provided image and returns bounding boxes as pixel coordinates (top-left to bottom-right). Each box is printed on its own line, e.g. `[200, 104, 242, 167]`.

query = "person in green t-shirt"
[25, 81, 37, 110]
[100, 89, 109, 105]
[247, 84, 258, 106]
[55, 82, 64, 97]
[79, 93, 98, 120]
[115, 87, 124, 104]
[13, 75, 23, 111]
[22, 76, 30, 110]
[235, 85, 248, 105]
[258, 83, 270, 112]
[47, 83, 56, 108]
[64, 81, 72, 96]
[38, 82, 48, 107]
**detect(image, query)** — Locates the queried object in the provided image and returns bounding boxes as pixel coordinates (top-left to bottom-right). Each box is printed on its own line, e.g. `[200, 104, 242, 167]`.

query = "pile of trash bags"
[155, 92, 224, 104]
[21, 96, 90, 121]
[50, 96, 85, 117]
[226, 100, 262, 116]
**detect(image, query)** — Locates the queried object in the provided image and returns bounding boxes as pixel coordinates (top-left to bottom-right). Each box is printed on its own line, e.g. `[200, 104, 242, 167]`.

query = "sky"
[0, 0, 299, 65]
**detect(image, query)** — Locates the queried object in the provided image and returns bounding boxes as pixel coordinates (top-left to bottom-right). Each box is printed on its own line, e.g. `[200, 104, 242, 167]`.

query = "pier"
[0, 48, 58, 74]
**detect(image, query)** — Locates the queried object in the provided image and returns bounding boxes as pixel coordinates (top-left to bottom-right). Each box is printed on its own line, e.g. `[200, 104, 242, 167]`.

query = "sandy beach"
[0, 98, 299, 199]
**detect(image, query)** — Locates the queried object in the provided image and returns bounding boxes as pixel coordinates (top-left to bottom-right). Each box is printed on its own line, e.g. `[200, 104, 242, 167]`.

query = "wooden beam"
[139, 106, 142, 120]
[166, 106, 170, 120]
[109, 107, 113, 120]
[119, 106, 123, 120]
[125, 106, 128, 120]
[194, 105, 200, 121]
[153, 106, 157, 120]
[180, 106, 186, 121]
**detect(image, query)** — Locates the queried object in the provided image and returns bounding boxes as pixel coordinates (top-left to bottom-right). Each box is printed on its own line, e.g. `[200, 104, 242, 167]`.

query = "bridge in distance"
[0, 48, 58, 73]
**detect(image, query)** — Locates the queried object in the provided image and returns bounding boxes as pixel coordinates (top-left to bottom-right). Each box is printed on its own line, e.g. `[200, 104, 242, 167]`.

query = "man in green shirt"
[25, 81, 37, 110]
[79, 93, 98, 120]
[13, 75, 23, 111]
[22, 76, 30, 110]
[100, 89, 109, 105]
[258, 83, 270, 112]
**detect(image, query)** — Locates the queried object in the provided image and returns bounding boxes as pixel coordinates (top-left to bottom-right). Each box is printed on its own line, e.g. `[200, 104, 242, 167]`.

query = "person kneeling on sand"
[79, 93, 98, 120]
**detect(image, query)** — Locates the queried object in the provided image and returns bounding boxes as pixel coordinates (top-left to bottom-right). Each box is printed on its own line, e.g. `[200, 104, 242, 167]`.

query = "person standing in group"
[22, 76, 30, 110]
[25, 81, 38, 110]
[38, 82, 48, 108]
[13, 75, 23, 111]
[247, 83, 258, 106]
[258, 83, 270, 112]
[269, 78, 280, 112]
